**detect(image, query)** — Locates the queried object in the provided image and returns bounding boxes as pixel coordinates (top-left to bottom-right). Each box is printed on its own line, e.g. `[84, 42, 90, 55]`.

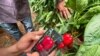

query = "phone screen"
[31, 28, 62, 56]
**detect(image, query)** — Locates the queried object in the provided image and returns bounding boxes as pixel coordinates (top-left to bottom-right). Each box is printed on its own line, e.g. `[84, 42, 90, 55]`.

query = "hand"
[15, 30, 45, 53]
[26, 50, 56, 56]
[0, 30, 44, 56]
[26, 52, 39, 56]
[57, 1, 71, 19]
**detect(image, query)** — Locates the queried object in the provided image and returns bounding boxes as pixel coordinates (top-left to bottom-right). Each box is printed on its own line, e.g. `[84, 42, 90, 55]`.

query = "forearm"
[0, 44, 23, 56]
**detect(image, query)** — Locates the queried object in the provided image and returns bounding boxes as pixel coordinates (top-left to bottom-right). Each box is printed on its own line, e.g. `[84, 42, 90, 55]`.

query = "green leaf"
[76, 14, 100, 56]
[37, 12, 48, 22]
[76, 45, 100, 56]
[59, 25, 68, 34]
[88, 0, 100, 5]
[56, 50, 62, 56]
[45, 11, 53, 22]
[84, 14, 100, 45]
[76, 0, 88, 12]
[78, 6, 100, 24]
[57, 13, 64, 25]
[67, 0, 88, 12]
[67, 0, 76, 10]
[83, 45, 100, 56]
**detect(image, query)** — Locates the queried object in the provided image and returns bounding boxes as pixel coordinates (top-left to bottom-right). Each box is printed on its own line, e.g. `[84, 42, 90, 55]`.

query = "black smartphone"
[31, 28, 63, 56]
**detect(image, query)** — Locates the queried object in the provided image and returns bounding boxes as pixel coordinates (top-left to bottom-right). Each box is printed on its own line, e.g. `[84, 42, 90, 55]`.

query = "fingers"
[26, 52, 39, 56]
[26, 53, 32, 56]
[21, 30, 45, 41]
[62, 10, 67, 19]
[31, 52, 39, 56]
[31, 30, 45, 41]
[49, 50, 57, 56]
[24, 42, 35, 53]
[60, 11, 63, 18]
[58, 6, 71, 19]
[61, 8, 71, 19]
[26, 50, 56, 56]
[32, 30, 45, 36]
[23, 30, 45, 52]
[65, 8, 71, 18]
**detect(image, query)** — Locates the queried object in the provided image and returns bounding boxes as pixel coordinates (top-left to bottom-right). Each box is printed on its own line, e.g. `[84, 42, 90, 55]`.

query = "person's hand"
[57, 0, 71, 19]
[15, 30, 45, 53]
[26, 50, 56, 56]
[0, 30, 44, 56]
[26, 52, 39, 56]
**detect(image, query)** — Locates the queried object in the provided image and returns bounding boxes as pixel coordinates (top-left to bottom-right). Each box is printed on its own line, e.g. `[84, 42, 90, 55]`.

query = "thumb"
[26, 52, 39, 56]
[31, 52, 39, 56]
[26, 53, 32, 56]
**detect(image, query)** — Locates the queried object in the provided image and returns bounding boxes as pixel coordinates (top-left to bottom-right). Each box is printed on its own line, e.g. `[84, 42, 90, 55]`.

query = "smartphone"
[31, 28, 63, 56]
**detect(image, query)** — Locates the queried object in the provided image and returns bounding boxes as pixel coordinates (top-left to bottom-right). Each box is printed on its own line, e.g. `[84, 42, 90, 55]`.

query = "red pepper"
[36, 44, 44, 52]
[58, 42, 65, 49]
[41, 35, 54, 50]
[63, 33, 73, 46]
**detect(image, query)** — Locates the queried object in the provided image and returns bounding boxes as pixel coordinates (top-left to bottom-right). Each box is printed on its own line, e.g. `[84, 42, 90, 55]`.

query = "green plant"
[29, 0, 69, 34]
[29, 0, 100, 56]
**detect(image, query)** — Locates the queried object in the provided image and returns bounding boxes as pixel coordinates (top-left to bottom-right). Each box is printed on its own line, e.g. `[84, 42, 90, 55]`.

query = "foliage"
[76, 14, 100, 56]
[29, 0, 69, 34]
[29, 0, 100, 56]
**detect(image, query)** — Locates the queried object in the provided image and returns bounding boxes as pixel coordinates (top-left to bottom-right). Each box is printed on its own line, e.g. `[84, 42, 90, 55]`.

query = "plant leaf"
[78, 6, 100, 24]
[76, 45, 100, 56]
[84, 14, 100, 45]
